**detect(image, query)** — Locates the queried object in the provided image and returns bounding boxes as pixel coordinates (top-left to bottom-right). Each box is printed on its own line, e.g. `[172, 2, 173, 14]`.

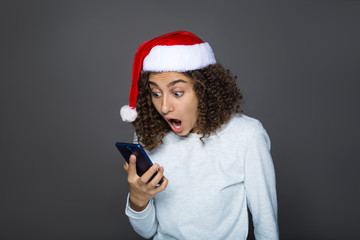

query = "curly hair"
[132, 63, 243, 151]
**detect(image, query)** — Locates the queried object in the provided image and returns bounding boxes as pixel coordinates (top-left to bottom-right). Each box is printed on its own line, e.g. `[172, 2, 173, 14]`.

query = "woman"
[120, 31, 279, 239]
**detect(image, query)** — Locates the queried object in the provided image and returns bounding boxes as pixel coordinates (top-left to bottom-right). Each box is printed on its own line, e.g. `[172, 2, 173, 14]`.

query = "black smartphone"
[115, 142, 163, 184]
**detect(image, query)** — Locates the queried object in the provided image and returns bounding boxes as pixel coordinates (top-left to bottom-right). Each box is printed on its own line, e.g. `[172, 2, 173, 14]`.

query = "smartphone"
[115, 142, 163, 184]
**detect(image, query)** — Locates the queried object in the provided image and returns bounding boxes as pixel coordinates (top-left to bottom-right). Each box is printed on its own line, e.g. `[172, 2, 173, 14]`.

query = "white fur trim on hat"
[120, 105, 138, 122]
[143, 42, 216, 72]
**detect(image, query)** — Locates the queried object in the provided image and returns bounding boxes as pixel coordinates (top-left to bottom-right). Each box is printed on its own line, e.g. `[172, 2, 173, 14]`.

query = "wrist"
[129, 196, 149, 212]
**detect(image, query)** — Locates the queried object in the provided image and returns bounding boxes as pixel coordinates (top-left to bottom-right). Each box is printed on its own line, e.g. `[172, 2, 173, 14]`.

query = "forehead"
[148, 71, 193, 84]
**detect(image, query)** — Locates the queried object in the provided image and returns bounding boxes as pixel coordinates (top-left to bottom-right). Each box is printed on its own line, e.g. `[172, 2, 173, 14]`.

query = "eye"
[173, 91, 183, 97]
[152, 92, 161, 98]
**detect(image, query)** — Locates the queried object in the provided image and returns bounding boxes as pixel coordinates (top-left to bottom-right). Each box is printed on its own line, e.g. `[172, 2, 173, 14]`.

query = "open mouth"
[167, 118, 183, 132]
[169, 119, 181, 128]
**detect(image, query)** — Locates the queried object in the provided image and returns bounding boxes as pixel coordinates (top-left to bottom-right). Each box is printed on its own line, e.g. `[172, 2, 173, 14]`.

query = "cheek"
[151, 99, 161, 113]
[191, 96, 199, 113]
[187, 100, 199, 122]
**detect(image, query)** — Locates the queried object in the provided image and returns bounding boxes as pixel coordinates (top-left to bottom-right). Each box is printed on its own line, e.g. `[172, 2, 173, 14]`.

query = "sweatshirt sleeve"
[244, 122, 279, 240]
[125, 193, 158, 239]
[125, 132, 158, 239]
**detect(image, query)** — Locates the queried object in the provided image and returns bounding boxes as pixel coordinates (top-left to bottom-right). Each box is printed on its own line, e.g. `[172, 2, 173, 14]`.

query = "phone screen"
[115, 142, 162, 184]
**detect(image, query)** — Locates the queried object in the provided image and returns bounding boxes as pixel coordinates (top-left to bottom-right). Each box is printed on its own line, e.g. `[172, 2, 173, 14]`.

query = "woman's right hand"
[123, 154, 168, 212]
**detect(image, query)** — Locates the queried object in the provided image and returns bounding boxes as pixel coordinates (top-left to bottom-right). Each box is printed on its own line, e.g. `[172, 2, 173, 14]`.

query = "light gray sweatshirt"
[125, 114, 279, 239]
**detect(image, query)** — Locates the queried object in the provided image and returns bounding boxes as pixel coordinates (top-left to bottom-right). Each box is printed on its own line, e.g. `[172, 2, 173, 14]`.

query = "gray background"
[1, 0, 359, 239]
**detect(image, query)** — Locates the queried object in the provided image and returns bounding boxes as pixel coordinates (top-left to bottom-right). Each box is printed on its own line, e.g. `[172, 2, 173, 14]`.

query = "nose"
[161, 94, 173, 115]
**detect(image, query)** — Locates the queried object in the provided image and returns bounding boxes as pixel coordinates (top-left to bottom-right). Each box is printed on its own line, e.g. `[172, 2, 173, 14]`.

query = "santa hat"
[120, 31, 216, 122]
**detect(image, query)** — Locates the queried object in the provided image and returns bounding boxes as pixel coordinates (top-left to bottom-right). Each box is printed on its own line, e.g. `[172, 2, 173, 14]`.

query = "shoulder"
[217, 114, 270, 146]
[223, 114, 266, 135]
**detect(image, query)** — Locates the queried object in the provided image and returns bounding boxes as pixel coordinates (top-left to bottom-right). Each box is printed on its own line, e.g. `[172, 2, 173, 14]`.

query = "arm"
[123, 155, 168, 239]
[244, 122, 279, 240]
[125, 193, 157, 239]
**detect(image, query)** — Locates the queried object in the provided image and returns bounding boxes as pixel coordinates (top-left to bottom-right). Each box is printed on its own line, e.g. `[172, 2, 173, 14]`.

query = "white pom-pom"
[120, 105, 138, 122]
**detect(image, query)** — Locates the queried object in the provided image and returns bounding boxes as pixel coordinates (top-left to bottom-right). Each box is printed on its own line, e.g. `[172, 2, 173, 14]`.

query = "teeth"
[170, 119, 181, 129]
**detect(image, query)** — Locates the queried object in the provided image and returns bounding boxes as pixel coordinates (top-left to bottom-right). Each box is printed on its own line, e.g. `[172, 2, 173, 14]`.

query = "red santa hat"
[120, 31, 216, 122]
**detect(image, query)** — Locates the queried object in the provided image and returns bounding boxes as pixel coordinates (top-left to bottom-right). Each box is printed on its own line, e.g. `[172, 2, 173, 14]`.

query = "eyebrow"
[148, 79, 188, 88]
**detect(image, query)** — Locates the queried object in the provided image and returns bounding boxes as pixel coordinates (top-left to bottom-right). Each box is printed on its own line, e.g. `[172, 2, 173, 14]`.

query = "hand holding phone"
[116, 142, 168, 211]
[115, 142, 163, 184]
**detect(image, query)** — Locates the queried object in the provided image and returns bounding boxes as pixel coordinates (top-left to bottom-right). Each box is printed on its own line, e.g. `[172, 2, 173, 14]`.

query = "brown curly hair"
[132, 63, 243, 151]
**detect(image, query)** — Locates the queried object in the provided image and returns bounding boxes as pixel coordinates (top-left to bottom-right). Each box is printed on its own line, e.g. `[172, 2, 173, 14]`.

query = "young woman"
[120, 31, 279, 239]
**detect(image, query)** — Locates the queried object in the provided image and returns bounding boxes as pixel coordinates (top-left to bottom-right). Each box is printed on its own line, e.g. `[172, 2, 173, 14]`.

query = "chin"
[175, 129, 191, 136]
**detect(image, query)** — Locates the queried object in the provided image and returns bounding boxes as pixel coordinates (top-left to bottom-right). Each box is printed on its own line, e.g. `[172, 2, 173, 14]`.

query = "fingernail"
[152, 163, 159, 170]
